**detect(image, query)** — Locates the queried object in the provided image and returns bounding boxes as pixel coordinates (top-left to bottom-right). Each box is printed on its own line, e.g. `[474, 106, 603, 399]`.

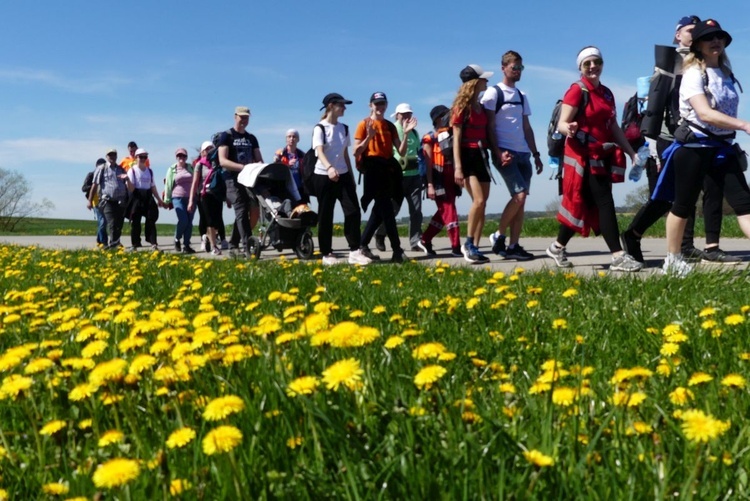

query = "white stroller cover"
[237, 162, 302, 203]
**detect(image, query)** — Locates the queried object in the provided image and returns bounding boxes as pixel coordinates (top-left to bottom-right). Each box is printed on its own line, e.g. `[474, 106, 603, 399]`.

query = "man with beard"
[482, 51, 544, 260]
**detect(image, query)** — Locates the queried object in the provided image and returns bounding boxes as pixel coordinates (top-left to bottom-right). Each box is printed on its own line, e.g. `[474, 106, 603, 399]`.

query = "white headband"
[577, 47, 602, 69]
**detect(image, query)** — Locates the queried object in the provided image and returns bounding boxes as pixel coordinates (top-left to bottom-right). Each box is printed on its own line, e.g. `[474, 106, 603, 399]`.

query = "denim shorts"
[497, 150, 532, 196]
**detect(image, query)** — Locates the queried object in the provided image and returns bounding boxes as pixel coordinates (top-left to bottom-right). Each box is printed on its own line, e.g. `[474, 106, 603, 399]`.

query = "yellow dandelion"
[286, 376, 320, 397]
[721, 374, 746, 389]
[701, 319, 717, 329]
[699, 307, 716, 317]
[372, 305, 386, 314]
[669, 387, 694, 406]
[414, 365, 447, 390]
[286, 436, 304, 449]
[529, 382, 551, 394]
[551, 387, 577, 406]
[0, 374, 33, 400]
[562, 288, 578, 298]
[23, 358, 55, 374]
[92, 458, 141, 489]
[69, 382, 98, 401]
[680, 409, 731, 443]
[626, 422, 653, 436]
[552, 318, 567, 330]
[129, 354, 157, 375]
[523, 449, 554, 467]
[384, 336, 404, 349]
[81, 340, 108, 359]
[660, 343, 679, 356]
[412, 342, 447, 360]
[41, 482, 69, 495]
[39, 419, 67, 436]
[688, 372, 713, 386]
[98, 429, 125, 447]
[499, 383, 516, 394]
[526, 300, 539, 309]
[202, 395, 245, 421]
[725, 314, 745, 326]
[202, 425, 243, 455]
[88, 358, 127, 386]
[170, 479, 192, 496]
[322, 358, 364, 391]
[166, 427, 196, 449]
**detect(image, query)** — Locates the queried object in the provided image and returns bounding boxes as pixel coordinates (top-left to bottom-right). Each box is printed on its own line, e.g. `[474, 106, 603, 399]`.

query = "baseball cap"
[134, 148, 148, 157]
[106, 147, 117, 156]
[691, 19, 732, 47]
[235, 106, 251, 116]
[370, 91, 388, 104]
[200, 141, 214, 153]
[95, 158, 106, 167]
[320, 92, 352, 110]
[390, 103, 413, 117]
[429, 105, 450, 125]
[460, 64, 494, 83]
[673, 15, 700, 44]
[175, 147, 188, 157]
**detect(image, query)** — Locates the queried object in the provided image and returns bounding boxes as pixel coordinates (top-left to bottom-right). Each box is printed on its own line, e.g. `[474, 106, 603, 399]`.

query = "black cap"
[95, 158, 106, 167]
[691, 19, 732, 47]
[429, 105, 450, 125]
[370, 91, 387, 104]
[320, 93, 353, 110]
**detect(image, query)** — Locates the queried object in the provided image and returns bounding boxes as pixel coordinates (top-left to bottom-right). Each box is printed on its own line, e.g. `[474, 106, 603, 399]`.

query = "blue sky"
[1, 1, 749, 225]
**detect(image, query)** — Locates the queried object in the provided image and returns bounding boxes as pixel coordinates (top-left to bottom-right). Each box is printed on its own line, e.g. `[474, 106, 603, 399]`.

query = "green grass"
[3, 213, 747, 239]
[1, 245, 750, 498]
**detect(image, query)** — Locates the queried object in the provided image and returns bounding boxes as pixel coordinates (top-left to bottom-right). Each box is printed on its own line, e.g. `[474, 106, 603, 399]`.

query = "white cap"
[200, 141, 214, 153]
[390, 103, 413, 118]
[134, 148, 147, 156]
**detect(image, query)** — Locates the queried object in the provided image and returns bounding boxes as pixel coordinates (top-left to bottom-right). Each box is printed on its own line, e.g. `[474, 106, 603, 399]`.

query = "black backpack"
[301, 123, 349, 197]
[82, 171, 94, 199]
[492, 85, 525, 113]
[547, 81, 589, 158]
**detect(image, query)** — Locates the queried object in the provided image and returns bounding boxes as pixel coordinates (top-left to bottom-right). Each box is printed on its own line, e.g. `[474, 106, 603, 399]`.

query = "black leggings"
[671, 146, 750, 224]
[557, 171, 621, 252]
[312, 171, 361, 255]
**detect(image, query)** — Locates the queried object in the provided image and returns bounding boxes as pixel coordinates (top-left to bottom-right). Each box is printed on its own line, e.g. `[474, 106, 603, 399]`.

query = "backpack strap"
[493, 85, 525, 113]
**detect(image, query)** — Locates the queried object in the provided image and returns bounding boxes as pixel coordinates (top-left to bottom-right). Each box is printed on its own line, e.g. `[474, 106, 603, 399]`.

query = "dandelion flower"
[626, 422, 653, 435]
[552, 318, 567, 330]
[41, 482, 69, 495]
[88, 358, 127, 386]
[98, 429, 125, 447]
[384, 336, 404, 349]
[412, 342, 447, 360]
[202, 395, 245, 421]
[669, 387, 694, 406]
[680, 409, 731, 443]
[322, 358, 364, 391]
[92, 458, 141, 489]
[166, 427, 196, 449]
[414, 365, 447, 390]
[660, 343, 679, 356]
[688, 372, 713, 386]
[0, 374, 33, 400]
[286, 436, 304, 449]
[286, 376, 319, 397]
[724, 314, 745, 326]
[721, 374, 746, 389]
[40, 420, 66, 436]
[552, 387, 577, 406]
[170, 479, 192, 496]
[202, 425, 243, 455]
[523, 449, 554, 467]
[699, 307, 716, 317]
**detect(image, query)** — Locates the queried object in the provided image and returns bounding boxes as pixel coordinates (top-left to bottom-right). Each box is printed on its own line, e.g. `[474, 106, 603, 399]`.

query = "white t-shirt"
[481, 82, 532, 152]
[680, 66, 738, 138]
[127, 166, 155, 190]
[311, 120, 350, 175]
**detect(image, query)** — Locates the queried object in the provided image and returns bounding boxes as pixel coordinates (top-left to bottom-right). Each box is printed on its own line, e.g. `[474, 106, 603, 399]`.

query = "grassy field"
[2, 214, 747, 239]
[0, 245, 749, 498]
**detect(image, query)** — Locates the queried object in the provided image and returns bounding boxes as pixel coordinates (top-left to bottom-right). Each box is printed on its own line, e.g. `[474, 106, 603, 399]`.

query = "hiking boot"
[322, 254, 340, 266]
[662, 253, 693, 277]
[505, 244, 534, 261]
[360, 246, 380, 261]
[490, 233, 507, 256]
[174, 239, 181, 252]
[182, 245, 196, 254]
[620, 229, 643, 263]
[375, 235, 386, 252]
[348, 249, 372, 266]
[451, 246, 463, 257]
[701, 247, 741, 264]
[681, 247, 704, 263]
[200, 235, 208, 252]
[546, 243, 573, 268]
[610, 253, 644, 272]
[417, 240, 437, 256]
[391, 249, 405, 263]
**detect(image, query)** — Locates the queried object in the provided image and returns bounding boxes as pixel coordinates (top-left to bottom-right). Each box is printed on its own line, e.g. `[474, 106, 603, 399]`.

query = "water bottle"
[549, 156, 561, 180]
[629, 144, 649, 182]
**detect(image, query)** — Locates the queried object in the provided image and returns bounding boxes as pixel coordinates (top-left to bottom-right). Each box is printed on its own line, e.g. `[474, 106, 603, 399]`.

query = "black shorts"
[460, 147, 490, 183]
[201, 193, 224, 228]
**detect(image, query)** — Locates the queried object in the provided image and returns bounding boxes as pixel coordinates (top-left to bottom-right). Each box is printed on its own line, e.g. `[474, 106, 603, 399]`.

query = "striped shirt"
[94, 162, 129, 203]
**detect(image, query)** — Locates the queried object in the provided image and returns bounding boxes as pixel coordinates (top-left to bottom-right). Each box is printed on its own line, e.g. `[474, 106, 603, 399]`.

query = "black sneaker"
[490, 233, 506, 256]
[702, 247, 741, 264]
[451, 246, 463, 257]
[681, 247, 704, 263]
[417, 240, 437, 256]
[620, 230, 643, 263]
[174, 239, 181, 252]
[360, 246, 381, 261]
[182, 246, 196, 254]
[505, 244, 534, 261]
[375, 235, 386, 252]
[391, 249, 405, 263]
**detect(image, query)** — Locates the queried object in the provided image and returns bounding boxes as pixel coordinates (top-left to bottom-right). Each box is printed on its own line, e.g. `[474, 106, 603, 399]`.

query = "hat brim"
[695, 29, 732, 47]
[371, 99, 387, 104]
[478, 71, 494, 79]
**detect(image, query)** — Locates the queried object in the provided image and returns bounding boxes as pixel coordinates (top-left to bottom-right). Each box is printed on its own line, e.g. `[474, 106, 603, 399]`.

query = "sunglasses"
[138, 155, 148, 159]
[510, 64, 524, 71]
[701, 33, 727, 42]
[582, 58, 603, 69]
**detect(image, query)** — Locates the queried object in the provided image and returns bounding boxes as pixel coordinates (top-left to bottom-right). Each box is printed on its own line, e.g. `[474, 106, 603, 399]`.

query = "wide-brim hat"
[691, 19, 732, 47]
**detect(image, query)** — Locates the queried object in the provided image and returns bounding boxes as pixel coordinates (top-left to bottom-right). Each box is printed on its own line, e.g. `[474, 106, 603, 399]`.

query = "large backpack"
[301, 123, 349, 197]
[547, 81, 589, 158]
[82, 171, 94, 199]
[621, 92, 646, 150]
[201, 130, 230, 199]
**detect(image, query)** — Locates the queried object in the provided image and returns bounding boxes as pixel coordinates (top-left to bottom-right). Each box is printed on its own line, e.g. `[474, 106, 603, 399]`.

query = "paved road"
[2, 234, 749, 276]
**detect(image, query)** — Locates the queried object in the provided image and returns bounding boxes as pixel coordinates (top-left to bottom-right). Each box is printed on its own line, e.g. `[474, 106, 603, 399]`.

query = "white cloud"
[0, 67, 132, 94]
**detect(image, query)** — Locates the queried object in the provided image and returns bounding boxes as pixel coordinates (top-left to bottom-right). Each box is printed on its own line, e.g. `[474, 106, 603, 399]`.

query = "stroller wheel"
[247, 236, 261, 259]
[294, 231, 315, 260]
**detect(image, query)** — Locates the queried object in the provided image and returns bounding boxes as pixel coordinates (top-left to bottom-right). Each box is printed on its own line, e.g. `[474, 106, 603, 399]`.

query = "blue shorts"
[497, 150, 532, 196]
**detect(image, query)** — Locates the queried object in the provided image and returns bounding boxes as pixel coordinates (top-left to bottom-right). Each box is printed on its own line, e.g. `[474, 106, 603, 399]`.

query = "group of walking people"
[85, 15, 750, 275]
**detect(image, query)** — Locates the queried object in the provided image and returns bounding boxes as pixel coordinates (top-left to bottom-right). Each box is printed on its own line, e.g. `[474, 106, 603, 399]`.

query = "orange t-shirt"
[354, 119, 398, 158]
[119, 156, 150, 171]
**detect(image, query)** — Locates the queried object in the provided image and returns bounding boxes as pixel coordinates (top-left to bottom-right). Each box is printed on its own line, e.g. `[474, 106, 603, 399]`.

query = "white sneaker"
[662, 253, 693, 278]
[546, 243, 573, 268]
[322, 254, 340, 266]
[348, 249, 372, 265]
[220, 239, 229, 250]
[211, 248, 222, 256]
[200, 235, 208, 252]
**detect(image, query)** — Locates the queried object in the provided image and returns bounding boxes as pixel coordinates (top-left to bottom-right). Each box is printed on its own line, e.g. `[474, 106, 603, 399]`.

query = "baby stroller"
[237, 162, 318, 259]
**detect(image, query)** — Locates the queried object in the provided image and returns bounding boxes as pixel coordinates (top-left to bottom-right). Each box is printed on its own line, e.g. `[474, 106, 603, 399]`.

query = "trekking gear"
[492, 85, 525, 113]
[621, 92, 646, 150]
[201, 131, 230, 199]
[82, 171, 94, 198]
[301, 123, 349, 196]
[547, 81, 589, 158]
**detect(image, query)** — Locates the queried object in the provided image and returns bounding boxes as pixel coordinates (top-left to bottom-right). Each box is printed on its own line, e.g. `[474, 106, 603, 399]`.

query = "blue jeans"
[94, 206, 107, 245]
[172, 197, 194, 246]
